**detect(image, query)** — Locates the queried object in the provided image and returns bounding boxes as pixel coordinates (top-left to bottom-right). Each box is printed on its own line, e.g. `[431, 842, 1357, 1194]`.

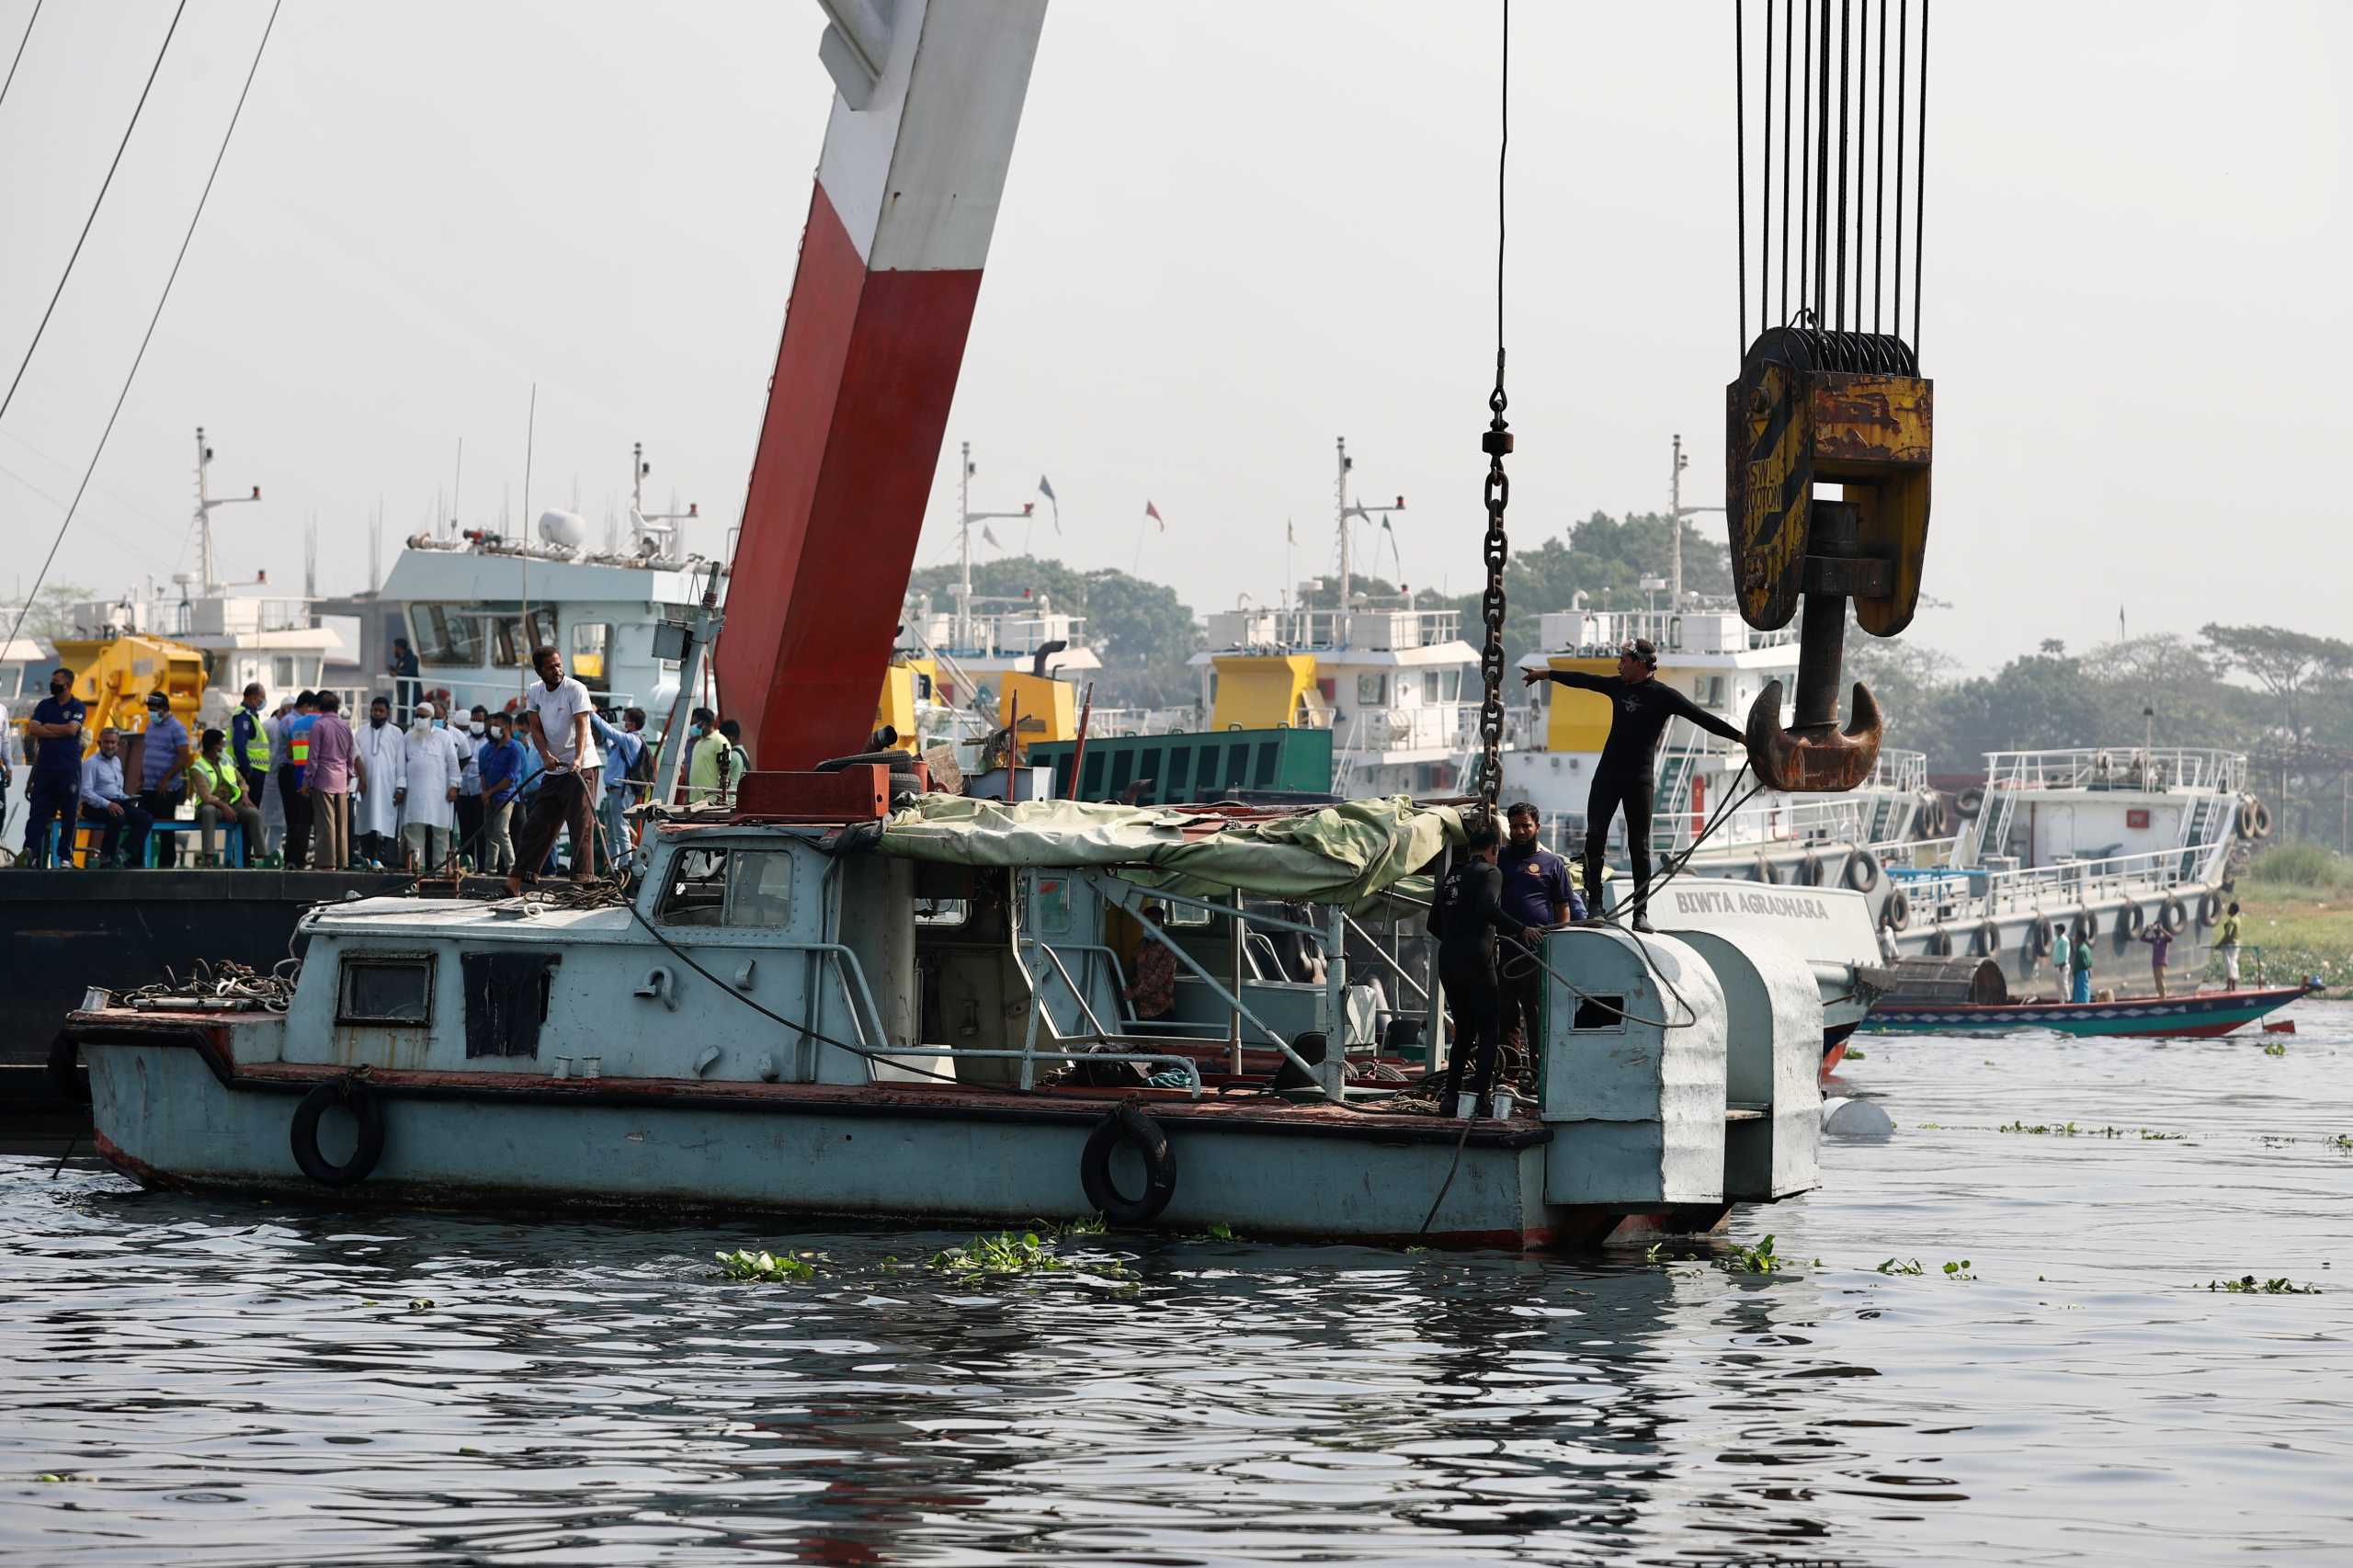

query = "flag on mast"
[983, 524, 1001, 549]
[1144, 500, 1165, 531]
[1038, 475, 1060, 533]
[1286, 517, 1296, 545]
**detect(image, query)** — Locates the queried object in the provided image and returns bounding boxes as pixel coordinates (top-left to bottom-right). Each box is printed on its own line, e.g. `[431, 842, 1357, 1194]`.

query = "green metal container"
[1027, 728, 1333, 804]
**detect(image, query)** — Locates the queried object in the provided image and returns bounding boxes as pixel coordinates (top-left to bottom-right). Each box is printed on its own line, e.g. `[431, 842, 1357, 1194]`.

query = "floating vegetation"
[715, 1248, 820, 1284]
[2331, 1135, 2353, 1152]
[406, 1297, 435, 1311]
[2206, 1275, 2321, 1295]
[1876, 1257, 1926, 1276]
[2262, 1041, 2288, 1057]
[1722, 1233, 1782, 1274]
[928, 1230, 1131, 1279]
[1843, 1048, 1867, 1061]
[2000, 1119, 2081, 1135]
[1942, 1259, 1976, 1280]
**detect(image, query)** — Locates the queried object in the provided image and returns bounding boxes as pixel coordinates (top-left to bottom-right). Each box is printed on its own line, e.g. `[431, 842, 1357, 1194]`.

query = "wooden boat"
[1859, 982, 2319, 1040]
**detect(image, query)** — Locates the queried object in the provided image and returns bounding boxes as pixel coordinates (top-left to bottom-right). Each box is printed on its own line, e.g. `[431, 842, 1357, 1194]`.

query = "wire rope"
[0, 0, 41, 117]
[0, 0, 280, 659]
[0, 1, 187, 431]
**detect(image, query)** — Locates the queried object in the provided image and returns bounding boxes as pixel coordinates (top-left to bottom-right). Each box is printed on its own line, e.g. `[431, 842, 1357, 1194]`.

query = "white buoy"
[1822, 1096, 1895, 1140]
[538, 508, 589, 550]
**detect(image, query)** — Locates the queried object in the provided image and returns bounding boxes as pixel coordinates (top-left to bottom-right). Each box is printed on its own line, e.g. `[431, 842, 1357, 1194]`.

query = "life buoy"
[2161, 896, 2188, 933]
[1977, 920, 2002, 958]
[1957, 785, 1986, 819]
[1079, 1103, 1176, 1225]
[290, 1079, 386, 1187]
[2199, 892, 2222, 926]
[1843, 847, 1881, 894]
[2027, 914, 2054, 958]
[45, 1033, 89, 1106]
[1880, 888, 1911, 932]
[1753, 854, 1780, 885]
[2074, 909, 2098, 942]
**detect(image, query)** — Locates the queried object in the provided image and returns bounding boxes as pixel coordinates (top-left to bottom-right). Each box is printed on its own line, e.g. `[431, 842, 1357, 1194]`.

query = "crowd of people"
[11, 652, 756, 875]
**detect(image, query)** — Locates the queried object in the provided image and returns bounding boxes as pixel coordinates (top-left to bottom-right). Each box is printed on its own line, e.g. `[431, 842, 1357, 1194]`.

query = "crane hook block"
[1723, 328, 1932, 638]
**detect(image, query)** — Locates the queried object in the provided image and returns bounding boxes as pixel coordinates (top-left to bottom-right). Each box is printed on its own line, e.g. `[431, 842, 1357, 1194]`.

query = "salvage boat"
[64, 786, 1824, 1249]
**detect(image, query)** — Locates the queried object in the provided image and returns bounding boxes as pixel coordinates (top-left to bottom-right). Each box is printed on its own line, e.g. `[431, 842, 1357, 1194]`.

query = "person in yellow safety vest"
[189, 727, 265, 868]
[230, 682, 271, 804]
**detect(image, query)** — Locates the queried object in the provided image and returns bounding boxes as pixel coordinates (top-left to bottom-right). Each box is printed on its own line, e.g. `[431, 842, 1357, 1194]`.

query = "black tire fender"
[2161, 896, 2188, 933]
[1880, 888, 1911, 932]
[1753, 854, 1780, 885]
[1978, 920, 2002, 958]
[1843, 847, 1881, 894]
[290, 1079, 386, 1187]
[2074, 908, 2099, 943]
[2027, 914, 2054, 957]
[1957, 785, 1986, 818]
[1926, 926, 1953, 958]
[2199, 892, 2222, 926]
[1079, 1103, 1176, 1225]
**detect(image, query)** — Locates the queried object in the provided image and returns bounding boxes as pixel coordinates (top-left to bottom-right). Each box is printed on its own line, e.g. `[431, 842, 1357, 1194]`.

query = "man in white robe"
[352, 695, 408, 865]
[401, 702, 465, 870]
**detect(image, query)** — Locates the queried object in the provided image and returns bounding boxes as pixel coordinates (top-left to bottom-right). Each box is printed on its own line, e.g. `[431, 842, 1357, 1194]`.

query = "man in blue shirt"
[589, 705, 647, 870]
[21, 666, 86, 866]
[1497, 801, 1582, 1050]
[136, 691, 193, 826]
[472, 711, 529, 875]
[78, 726, 153, 866]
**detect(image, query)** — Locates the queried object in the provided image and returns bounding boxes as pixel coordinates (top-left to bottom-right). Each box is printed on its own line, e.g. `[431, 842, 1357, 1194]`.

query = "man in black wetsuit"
[1523, 636, 1745, 932]
[1426, 816, 1532, 1119]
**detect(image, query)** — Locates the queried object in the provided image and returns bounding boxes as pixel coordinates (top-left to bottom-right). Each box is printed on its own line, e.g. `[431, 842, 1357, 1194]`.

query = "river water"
[3, 1003, 2348, 1566]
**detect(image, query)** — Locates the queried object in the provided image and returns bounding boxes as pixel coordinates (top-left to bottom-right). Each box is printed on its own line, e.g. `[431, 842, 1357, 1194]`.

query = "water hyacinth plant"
[715, 1248, 820, 1283]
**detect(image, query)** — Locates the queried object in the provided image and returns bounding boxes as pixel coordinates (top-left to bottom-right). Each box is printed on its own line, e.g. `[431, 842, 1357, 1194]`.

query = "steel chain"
[1475, 349, 1513, 807]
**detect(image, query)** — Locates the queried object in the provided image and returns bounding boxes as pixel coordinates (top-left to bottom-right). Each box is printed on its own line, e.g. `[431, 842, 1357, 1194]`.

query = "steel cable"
[0, 0, 281, 659]
[0, 0, 41, 118]
[0, 1, 187, 432]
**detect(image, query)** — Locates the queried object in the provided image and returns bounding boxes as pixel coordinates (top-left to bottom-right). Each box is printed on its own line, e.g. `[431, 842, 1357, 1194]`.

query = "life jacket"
[235, 708, 270, 771]
[192, 754, 244, 805]
[287, 711, 317, 776]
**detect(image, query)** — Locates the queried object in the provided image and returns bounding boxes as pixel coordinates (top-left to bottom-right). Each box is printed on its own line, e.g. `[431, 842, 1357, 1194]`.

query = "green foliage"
[2207, 1274, 2321, 1294]
[904, 555, 1199, 709]
[715, 1248, 819, 1283]
[1942, 1259, 1976, 1279]
[1722, 1233, 1781, 1274]
[1431, 511, 1733, 668]
[2245, 845, 2353, 892]
[17, 581, 94, 643]
[1876, 1257, 1926, 1275]
[2263, 1040, 2288, 1057]
[927, 1227, 1131, 1279]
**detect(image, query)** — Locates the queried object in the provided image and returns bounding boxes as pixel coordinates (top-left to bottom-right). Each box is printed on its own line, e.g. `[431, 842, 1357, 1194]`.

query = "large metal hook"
[1743, 497, 1885, 792]
[1745, 678, 1885, 792]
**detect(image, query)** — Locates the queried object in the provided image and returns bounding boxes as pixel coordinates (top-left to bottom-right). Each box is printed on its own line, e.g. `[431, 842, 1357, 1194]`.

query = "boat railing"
[1979, 747, 2247, 795]
[1892, 844, 2209, 924]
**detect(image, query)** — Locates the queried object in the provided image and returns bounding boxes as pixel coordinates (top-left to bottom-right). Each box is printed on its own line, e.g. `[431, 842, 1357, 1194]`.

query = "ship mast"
[194, 426, 261, 595]
[631, 440, 698, 554]
[1333, 436, 1403, 644]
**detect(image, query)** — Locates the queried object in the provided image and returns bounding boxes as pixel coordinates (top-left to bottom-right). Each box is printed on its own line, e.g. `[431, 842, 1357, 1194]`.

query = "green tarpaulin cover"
[876, 794, 1464, 908]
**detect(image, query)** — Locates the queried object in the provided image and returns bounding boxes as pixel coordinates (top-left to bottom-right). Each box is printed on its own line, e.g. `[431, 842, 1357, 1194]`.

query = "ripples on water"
[3, 1004, 2349, 1565]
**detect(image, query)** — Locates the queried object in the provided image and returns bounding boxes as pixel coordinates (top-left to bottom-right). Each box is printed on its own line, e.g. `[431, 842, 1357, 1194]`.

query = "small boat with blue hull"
[1862, 982, 2319, 1040]
[63, 791, 1828, 1250]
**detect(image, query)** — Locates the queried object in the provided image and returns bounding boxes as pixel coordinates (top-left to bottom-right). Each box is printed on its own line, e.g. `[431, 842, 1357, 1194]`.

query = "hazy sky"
[0, 1, 2344, 669]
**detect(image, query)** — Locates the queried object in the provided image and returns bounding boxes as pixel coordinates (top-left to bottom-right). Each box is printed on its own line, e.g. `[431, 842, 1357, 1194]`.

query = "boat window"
[656, 848, 795, 928]
[414, 605, 487, 667]
[570, 621, 612, 691]
[1570, 994, 1626, 1031]
[1165, 901, 1213, 927]
[723, 850, 795, 926]
[1358, 673, 1387, 706]
[337, 954, 434, 1024]
[493, 609, 561, 669]
[1034, 877, 1074, 936]
[657, 848, 730, 926]
[915, 898, 969, 927]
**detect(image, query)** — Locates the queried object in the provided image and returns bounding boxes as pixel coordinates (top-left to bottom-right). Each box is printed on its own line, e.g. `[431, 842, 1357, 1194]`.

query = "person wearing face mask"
[21, 667, 87, 867]
[473, 711, 527, 874]
[134, 689, 194, 837]
[454, 705, 489, 869]
[681, 707, 722, 804]
[190, 727, 266, 867]
[351, 695, 408, 867]
[230, 682, 271, 812]
[399, 702, 464, 870]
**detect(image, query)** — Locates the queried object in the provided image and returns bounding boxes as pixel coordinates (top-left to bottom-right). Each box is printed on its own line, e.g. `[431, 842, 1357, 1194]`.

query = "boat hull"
[1860, 984, 2315, 1039]
[75, 1027, 1710, 1251]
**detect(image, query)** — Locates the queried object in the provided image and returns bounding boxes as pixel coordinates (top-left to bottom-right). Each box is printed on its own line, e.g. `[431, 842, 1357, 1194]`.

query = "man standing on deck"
[352, 696, 407, 867]
[1426, 816, 1533, 1119]
[2070, 928, 2095, 1004]
[21, 667, 86, 867]
[2217, 902, 2243, 988]
[399, 702, 463, 870]
[2138, 921, 2175, 999]
[508, 644, 600, 895]
[1524, 638, 1745, 932]
[1497, 801, 1580, 1050]
[276, 691, 318, 867]
[2048, 922, 2073, 1002]
[230, 683, 271, 812]
[303, 693, 359, 870]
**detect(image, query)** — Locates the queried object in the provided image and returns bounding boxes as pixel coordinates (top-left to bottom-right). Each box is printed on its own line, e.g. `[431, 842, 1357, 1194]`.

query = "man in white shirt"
[508, 644, 601, 895]
[400, 702, 466, 870]
[352, 695, 408, 867]
[77, 727, 153, 866]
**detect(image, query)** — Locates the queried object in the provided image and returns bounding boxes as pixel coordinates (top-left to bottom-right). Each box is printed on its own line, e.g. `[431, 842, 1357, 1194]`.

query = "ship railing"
[1890, 844, 2209, 925]
[1978, 747, 2247, 795]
